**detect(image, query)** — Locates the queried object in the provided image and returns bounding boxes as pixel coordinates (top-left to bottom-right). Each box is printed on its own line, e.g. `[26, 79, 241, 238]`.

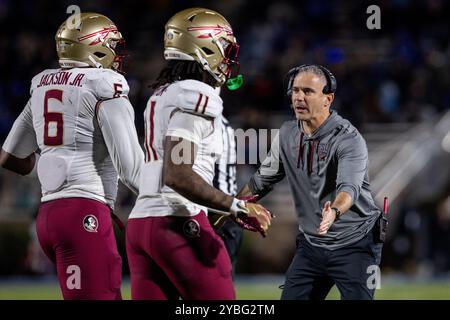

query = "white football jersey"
[130, 79, 223, 218]
[2, 67, 144, 208]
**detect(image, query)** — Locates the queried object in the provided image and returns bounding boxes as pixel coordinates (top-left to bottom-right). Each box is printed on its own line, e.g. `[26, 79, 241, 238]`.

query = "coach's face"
[291, 72, 333, 124]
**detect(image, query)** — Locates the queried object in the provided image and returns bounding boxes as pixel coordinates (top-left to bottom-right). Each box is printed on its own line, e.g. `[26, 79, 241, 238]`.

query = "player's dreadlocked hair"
[151, 60, 217, 89]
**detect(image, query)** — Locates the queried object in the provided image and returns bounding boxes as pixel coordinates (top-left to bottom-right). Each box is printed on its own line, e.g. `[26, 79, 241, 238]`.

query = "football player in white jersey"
[0, 13, 144, 300]
[126, 8, 272, 300]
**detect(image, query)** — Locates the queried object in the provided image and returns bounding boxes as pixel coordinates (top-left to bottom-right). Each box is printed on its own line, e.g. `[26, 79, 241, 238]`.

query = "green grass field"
[1, 277, 450, 299]
[234, 282, 450, 300]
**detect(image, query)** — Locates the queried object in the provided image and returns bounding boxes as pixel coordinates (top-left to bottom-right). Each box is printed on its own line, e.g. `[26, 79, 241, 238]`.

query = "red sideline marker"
[383, 197, 388, 215]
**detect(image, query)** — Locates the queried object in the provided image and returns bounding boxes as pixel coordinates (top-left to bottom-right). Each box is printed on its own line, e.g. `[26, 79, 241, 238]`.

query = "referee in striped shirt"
[211, 116, 243, 274]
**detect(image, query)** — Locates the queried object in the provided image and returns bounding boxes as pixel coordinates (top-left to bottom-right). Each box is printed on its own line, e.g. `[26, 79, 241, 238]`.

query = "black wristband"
[331, 207, 341, 220]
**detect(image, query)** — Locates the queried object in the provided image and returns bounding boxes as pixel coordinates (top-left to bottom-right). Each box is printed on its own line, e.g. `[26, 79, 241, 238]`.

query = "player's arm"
[96, 97, 144, 194]
[0, 151, 37, 176]
[163, 112, 271, 226]
[1, 100, 39, 176]
[164, 134, 272, 236]
[163, 138, 234, 210]
[237, 131, 285, 199]
[166, 84, 226, 206]
[163, 111, 234, 211]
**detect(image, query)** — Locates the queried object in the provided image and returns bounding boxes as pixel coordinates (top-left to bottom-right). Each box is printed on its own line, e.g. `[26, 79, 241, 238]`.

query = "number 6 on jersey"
[44, 89, 64, 146]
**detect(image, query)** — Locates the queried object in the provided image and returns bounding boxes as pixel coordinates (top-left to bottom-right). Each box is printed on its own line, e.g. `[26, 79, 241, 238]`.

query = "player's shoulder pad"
[30, 69, 59, 95]
[221, 115, 230, 125]
[85, 69, 130, 100]
[172, 79, 223, 118]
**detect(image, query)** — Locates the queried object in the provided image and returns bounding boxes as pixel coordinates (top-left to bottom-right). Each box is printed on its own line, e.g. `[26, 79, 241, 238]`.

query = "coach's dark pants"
[281, 229, 383, 300]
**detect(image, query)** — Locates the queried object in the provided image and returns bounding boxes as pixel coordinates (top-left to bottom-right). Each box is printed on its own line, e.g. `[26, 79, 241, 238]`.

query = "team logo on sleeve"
[183, 219, 201, 238]
[83, 215, 99, 233]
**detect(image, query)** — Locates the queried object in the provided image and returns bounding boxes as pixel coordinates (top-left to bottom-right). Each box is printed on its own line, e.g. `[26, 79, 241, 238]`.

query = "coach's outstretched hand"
[318, 201, 335, 235]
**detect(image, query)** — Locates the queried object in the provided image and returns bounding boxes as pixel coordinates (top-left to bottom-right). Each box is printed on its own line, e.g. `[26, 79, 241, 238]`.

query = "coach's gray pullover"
[249, 111, 381, 250]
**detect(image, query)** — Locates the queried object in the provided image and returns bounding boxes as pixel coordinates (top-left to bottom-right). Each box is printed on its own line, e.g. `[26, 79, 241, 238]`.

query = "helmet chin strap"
[59, 56, 103, 70]
[194, 48, 223, 85]
[59, 59, 90, 68]
[88, 55, 103, 69]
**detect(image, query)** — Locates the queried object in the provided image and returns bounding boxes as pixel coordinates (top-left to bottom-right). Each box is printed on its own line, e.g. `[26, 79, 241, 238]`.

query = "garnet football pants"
[36, 198, 122, 300]
[126, 211, 235, 300]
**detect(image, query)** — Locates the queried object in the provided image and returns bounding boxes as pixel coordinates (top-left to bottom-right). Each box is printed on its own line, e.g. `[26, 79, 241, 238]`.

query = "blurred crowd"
[0, 0, 450, 276]
[1, 0, 449, 139]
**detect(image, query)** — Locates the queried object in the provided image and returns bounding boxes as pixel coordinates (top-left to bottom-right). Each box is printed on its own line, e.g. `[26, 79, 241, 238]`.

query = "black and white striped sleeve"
[213, 116, 237, 196]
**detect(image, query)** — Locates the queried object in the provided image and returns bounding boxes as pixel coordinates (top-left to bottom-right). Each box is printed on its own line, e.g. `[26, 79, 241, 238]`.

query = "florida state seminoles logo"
[78, 26, 119, 46]
[83, 215, 99, 233]
[183, 219, 200, 238]
[187, 25, 234, 39]
[318, 143, 330, 161]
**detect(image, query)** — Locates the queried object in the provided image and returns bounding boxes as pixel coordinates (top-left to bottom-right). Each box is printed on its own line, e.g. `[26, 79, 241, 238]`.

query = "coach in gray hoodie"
[238, 65, 384, 300]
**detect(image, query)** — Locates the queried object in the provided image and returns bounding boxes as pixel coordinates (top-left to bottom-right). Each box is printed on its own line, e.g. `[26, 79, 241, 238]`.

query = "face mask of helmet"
[107, 38, 128, 74]
[215, 37, 242, 90]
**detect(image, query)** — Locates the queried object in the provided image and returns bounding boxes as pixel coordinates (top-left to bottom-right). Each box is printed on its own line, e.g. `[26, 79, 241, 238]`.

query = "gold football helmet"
[55, 12, 126, 73]
[164, 8, 240, 87]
